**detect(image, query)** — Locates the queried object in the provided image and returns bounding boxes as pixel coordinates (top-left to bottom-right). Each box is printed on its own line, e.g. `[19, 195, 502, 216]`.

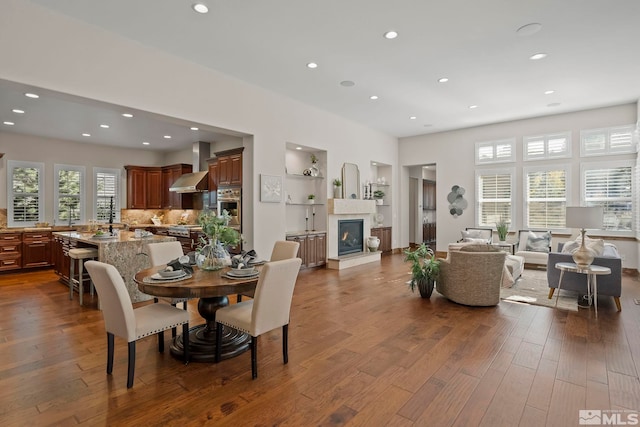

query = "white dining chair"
[215, 257, 302, 379]
[84, 260, 190, 388]
[237, 240, 300, 302]
[146, 241, 193, 335]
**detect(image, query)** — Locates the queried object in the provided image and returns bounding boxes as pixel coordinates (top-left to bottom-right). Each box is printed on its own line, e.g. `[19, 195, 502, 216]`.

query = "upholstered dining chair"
[215, 257, 302, 379]
[146, 241, 193, 335]
[84, 260, 190, 388]
[237, 240, 300, 302]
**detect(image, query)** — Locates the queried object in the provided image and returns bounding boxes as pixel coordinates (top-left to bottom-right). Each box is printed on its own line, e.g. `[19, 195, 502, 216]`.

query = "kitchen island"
[53, 231, 176, 303]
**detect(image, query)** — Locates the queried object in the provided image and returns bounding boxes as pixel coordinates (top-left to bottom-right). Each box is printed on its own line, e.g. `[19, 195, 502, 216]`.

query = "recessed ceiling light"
[3, 121, 15, 126]
[296, 147, 302, 150]
[410, 116, 417, 120]
[12, 109, 25, 114]
[164, 135, 171, 139]
[370, 95, 379, 100]
[100, 124, 110, 128]
[306, 62, 318, 69]
[24, 93, 39, 99]
[544, 90, 555, 95]
[384, 31, 398, 39]
[530, 53, 547, 60]
[190, 127, 199, 131]
[192, 3, 208, 14]
[142, 141, 150, 145]
[121, 113, 133, 118]
[469, 105, 478, 109]
[517, 23, 543, 36]
[340, 80, 355, 87]
[82, 133, 91, 137]
[423, 166, 430, 169]
[372, 162, 377, 166]
[438, 77, 449, 83]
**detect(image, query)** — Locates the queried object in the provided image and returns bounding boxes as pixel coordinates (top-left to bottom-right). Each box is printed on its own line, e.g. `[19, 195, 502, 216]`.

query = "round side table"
[554, 262, 611, 318]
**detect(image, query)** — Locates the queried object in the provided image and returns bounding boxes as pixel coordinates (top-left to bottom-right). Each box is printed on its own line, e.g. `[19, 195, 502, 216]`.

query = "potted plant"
[404, 243, 440, 298]
[307, 194, 316, 204]
[333, 178, 342, 199]
[196, 209, 241, 270]
[373, 189, 385, 205]
[496, 217, 509, 242]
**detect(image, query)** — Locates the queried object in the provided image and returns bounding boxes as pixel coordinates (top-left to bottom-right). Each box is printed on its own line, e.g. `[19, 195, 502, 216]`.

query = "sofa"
[546, 241, 622, 311]
[437, 245, 506, 306]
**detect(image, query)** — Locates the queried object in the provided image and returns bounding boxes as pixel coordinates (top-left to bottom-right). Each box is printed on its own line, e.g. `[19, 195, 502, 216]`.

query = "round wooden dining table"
[134, 265, 261, 362]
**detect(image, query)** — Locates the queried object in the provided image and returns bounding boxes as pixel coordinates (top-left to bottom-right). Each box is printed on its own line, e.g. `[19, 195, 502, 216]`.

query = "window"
[476, 168, 514, 228]
[524, 165, 569, 228]
[475, 138, 515, 164]
[523, 132, 571, 161]
[7, 161, 44, 227]
[582, 161, 633, 231]
[94, 168, 120, 222]
[580, 125, 635, 157]
[54, 164, 85, 225]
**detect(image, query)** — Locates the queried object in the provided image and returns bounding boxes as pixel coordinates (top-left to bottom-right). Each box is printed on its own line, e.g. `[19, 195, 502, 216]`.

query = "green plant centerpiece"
[196, 209, 241, 271]
[333, 178, 342, 199]
[496, 217, 509, 242]
[404, 243, 440, 298]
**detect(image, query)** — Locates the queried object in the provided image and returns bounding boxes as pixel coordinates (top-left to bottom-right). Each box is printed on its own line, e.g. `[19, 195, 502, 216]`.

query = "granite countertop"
[53, 230, 176, 245]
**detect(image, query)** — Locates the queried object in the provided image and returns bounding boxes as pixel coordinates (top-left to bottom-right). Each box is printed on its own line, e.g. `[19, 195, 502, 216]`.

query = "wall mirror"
[341, 163, 360, 199]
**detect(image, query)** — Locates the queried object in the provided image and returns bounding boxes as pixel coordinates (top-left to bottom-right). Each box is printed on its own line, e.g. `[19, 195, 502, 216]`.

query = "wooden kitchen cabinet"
[207, 159, 218, 209]
[162, 164, 193, 209]
[371, 227, 392, 253]
[125, 165, 162, 209]
[286, 232, 326, 269]
[0, 233, 22, 271]
[215, 148, 243, 187]
[22, 231, 52, 268]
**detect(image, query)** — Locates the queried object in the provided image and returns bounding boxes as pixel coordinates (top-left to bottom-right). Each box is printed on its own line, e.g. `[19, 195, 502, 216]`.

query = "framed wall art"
[260, 174, 283, 203]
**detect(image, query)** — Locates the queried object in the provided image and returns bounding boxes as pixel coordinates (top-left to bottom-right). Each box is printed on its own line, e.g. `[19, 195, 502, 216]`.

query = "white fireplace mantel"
[327, 199, 376, 215]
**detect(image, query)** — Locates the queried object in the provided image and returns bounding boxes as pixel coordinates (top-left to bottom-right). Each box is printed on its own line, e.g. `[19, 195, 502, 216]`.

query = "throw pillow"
[460, 244, 500, 252]
[462, 237, 489, 244]
[525, 231, 551, 253]
[461, 229, 490, 243]
[562, 237, 605, 256]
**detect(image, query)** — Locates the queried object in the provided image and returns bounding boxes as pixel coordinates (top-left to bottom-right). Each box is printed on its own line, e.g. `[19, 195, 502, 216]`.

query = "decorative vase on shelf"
[367, 236, 380, 252]
[334, 187, 342, 199]
[196, 239, 231, 271]
[310, 163, 319, 177]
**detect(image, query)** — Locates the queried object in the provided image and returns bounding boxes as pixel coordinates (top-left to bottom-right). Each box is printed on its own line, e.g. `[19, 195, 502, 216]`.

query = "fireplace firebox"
[338, 219, 364, 256]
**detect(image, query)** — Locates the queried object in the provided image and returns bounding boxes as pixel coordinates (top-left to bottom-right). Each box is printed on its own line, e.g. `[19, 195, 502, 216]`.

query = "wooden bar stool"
[69, 247, 99, 305]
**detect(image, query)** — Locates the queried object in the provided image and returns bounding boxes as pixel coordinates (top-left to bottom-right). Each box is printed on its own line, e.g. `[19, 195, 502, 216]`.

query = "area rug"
[500, 269, 578, 311]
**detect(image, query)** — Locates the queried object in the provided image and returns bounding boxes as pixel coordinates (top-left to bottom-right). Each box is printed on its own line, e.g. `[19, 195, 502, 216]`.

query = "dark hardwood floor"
[1, 254, 640, 426]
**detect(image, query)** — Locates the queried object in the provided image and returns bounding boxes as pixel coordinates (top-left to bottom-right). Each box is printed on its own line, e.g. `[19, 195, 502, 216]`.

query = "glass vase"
[196, 239, 231, 271]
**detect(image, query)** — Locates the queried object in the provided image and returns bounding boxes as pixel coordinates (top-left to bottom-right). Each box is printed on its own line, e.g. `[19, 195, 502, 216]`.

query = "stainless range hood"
[169, 171, 208, 193]
[169, 141, 210, 193]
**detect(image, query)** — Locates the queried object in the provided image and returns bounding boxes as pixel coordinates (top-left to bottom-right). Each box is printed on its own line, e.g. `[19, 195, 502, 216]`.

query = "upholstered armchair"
[437, 245, 506, 306]
[514, 230, 552, 268]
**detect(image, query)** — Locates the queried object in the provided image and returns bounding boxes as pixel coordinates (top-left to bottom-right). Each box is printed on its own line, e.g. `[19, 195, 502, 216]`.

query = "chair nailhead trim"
[136, 321, 188, 340]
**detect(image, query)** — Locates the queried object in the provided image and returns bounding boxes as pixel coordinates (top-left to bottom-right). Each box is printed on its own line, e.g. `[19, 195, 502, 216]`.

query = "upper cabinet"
[162, 164, 194, 209]
[126, 164, 195, 210]
[125, 166, 160, 209]
[216, 148, 243, 187]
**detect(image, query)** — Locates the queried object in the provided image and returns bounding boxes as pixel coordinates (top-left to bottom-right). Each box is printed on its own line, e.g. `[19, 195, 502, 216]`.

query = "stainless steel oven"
[217, 188, 241, 253]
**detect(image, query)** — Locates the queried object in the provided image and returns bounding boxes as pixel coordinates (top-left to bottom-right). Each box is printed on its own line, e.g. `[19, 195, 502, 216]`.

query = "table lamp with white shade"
[565, 206, 603, 269]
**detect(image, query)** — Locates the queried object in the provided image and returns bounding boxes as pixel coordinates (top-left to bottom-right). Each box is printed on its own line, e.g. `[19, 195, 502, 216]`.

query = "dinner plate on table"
[157, 269, 186, 278]
[224, 270, 259, 280]
[150, 271, 188, 281]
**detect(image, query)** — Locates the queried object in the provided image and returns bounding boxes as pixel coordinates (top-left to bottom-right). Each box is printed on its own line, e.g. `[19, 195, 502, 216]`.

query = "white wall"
[0, 1, 398, 258]
[399, 103, 638, 268]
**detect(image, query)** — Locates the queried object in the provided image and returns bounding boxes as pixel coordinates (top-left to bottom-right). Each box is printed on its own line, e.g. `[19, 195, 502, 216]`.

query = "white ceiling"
[3, 0, 640, 151]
